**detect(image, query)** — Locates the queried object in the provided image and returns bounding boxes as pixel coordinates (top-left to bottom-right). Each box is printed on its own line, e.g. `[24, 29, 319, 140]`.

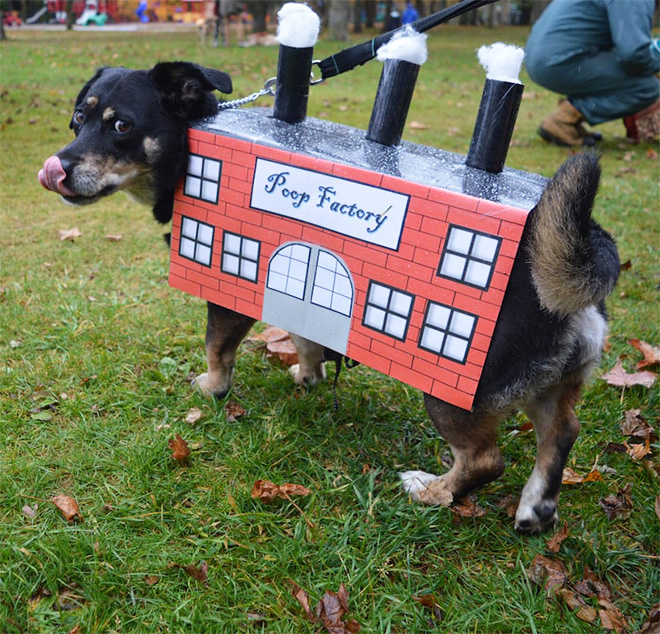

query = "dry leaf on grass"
[225, 401, 246, 422]
[144, 575, 159, 586]
[558, 588, 598, 624]
[52, 495, 83, 522]
[104, 234, 123, 242]
[628, 338, 660, 369]
[625, 437, 652, 461]
[636, 603, 660, 634]
[621, 409, 655, 439]
[247, 326, 290, 344]
[169, 561, 208, 585]
[526, 554, 567, 597]
[655, 496, 660, 521]
[451, 496, 487, 519]
[291, 582, 361, 633]
[562, 467, 603, 485]
[599, 598, 628, 633]
[58, 227, 82, 241]
[266, 338, 298, 366]
[599, 484, 633, 521]
[409, 120, 429, 130]
[546, 521, 570, 554]
[168, 434, 191, 462]
[22, 504, 38, 519]
[496, 494, 519, 518]
[185, 407, 203, 425]
[601, 361, 656, 388]
[413, 593, 443, 621]
[251, 479, 311, 503]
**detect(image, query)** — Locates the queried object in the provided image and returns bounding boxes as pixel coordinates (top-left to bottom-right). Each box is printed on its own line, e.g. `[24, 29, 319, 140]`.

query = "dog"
[39, 62, 620, 533]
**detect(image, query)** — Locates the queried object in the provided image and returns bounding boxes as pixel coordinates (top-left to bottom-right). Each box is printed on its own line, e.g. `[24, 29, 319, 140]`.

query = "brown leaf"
[625, 437, 652, 461]
[409, 120, 429, 130]
[58, 227, 82, 241]
[621, 409, 654, 439]
[144, 575, 159, 586]
[620, 259, 633, 271]
[413, 593, 443, 621]
[22, 504, 38, 519]
[247, 325, 290, 344]
[266, 338, 299, 366]
[655, 496, 660, 522]
[629, 339, 660, 369]
[251, 479, 311, 503]
[225, 400, 246, 422]
[573, 567, 612, 601]
[169, 561, 208, 585]
[67, 626, 82, 634]
[292, 583, 360, 633]
[562, 467, 603, 485]
[646, 147, 659, 160]
[246, 610, 267, 624]
[52, 495, 83, 522]
[599, 484, 633, 521]
[635, 603, 660, 634]
[558, 588, 598, 624]
[104, 234, 123, 241]
[526, 555, 567, 597]
[185, 407, 203, 425]
[291, 582, 315, 622]
[168, 434, 191, 462]
[546, 521, 570, 553]
[602, 361, 656, 388]
[496, 494, 519, 518]
[599, 598, 628, 633]
[451, 496, 487, 518]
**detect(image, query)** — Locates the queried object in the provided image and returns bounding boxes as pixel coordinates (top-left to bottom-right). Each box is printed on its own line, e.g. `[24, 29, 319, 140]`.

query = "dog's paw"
[192, 372, 230, 400]
[514, 499, 558, 534]
[400, 471, 454, 506]
[289, 363, 326, 386]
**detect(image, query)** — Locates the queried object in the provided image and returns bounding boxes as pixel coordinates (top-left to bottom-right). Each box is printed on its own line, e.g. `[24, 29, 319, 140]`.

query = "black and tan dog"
[39, 62, 620, 533]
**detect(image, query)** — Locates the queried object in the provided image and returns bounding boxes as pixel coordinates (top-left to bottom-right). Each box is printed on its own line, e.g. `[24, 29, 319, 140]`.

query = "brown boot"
[538, 100, 596, 147]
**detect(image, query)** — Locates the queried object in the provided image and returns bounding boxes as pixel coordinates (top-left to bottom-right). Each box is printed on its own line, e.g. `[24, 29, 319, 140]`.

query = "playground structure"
[168, 9, 545, 411]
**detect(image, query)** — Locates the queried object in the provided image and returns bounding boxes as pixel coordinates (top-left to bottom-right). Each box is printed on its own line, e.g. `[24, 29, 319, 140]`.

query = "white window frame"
[362, 281, 414, 341]
[310, 251, 353, 317]
[266, 243, 311, 300]
[179, 216, 215, 267]
[419, 301, 477, 364]
[221, 232, 261, 283]
[184, 154, 221, 204]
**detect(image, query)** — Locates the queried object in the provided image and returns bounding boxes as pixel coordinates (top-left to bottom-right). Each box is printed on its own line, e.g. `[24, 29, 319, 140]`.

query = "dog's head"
[38, 62, 232, 223]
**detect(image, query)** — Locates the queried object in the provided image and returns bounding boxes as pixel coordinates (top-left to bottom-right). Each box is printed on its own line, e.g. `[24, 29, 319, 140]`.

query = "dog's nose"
[58, 155, 73, 176]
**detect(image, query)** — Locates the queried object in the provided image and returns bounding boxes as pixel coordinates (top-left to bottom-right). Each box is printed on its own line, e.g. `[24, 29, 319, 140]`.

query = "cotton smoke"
[277, 2, 320, 48]
[377, 26, 428, 65]
[477, 42, 524, 84]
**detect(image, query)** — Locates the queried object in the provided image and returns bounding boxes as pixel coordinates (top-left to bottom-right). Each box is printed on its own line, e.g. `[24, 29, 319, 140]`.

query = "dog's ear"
[149, 62, 233, 120]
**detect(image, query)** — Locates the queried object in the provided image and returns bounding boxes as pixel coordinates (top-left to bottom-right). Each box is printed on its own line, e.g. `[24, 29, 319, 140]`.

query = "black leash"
[323, 348, 360, 411]
[316, 0, 500, 81]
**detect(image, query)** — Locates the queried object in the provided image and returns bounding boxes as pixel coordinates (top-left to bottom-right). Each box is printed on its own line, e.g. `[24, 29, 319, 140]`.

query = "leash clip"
[310, 60, 325, 86]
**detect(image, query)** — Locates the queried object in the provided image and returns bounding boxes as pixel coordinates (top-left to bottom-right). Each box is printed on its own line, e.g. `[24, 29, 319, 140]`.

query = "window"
[437, 225, 501, 290]
[179, 216, 214, 267]
[266, 243, 311, 300]
[310, 251, 353, 317]
[221, 232, 260, 283]
[419, 302, 476, 364]
[184, 154, 221, 203]
[362, 281, 414, 341]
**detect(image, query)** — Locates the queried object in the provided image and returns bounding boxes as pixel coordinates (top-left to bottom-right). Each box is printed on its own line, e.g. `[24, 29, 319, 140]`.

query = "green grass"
[1, 25, 659, 633]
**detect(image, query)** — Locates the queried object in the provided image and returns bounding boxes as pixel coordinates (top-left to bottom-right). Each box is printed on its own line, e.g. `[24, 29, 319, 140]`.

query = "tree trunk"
[65, 0, 75, 30]
[364, 0, 376, 28]
[327, 0, 350, 41]
[353, 0, 362, 34]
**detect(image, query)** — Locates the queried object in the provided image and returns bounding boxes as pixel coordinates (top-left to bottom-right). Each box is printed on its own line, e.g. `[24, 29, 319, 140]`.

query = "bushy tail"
[528, 153, 620, 316]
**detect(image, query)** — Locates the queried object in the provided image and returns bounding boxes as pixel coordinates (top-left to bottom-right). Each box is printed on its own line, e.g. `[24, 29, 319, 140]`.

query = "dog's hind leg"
[515, 378, 582, 533]
[401, 395, 505, 505]
[288, 334, 326, 386]
[194, 302, 256, 399]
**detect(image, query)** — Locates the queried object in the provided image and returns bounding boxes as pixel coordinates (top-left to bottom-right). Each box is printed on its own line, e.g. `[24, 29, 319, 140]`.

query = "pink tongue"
[38, 156, 77, 197]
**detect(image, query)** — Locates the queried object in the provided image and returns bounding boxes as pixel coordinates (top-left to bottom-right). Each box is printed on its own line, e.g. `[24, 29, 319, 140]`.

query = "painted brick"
[406, 229, 441, 253]
[187, 268, 220, 290]
[371, 339, 413, 368]
[381, 174, 430, 199]
[170, 274, 201, 298]
[413, 198, 449, 222]
[482, 288, 505, 309]
[432, 385, 473, 410]
[169, 261, 190, 281]
[188, 129, 207, 142]
[254, 144, 292, 164]
[230, 283, 256, 304]
[263, 215, 304, 239]
[301, 226, 345, 253]
[406, 279, 455, 305]
[471, 333, 492, 352]
[347, 329, 373, 351]
[291, 154, 332, 173]
[198, 142, 224, 161]
[489, 272, 510, 292]
[222, 137, 253, 154]
[403, 210, 423, 231]
[498, 220, 526, 241]
[223, 162, 248, 180]
[187, 139, 199, 154]
[232, 150, 256, 168]
[498, 239, 521, 259]
[206, 211, 241, 234]
[228, 177, 253, 195]
[413, 245, 443, 269]
[413, 356, 459, 388]
[235, 297, 261, 319]
[420, 215, 448, 237]
[475, 318, 496, 338]
[452, 293, 484, 315]
[362, 261, 409, 290]
[390, 363, 433, 393]
[355, 349, 392, 375]
[225, 204, 263, 226]
[338, 252, 365, 277]
[203, 287, 236, 311]
[459, 362, 484, 381]
[387, 254, 433, 282]
[428, 187, 479, 212]
[458, 375, 479, 395]
[221, 188, 245, 207]
[467, 349, 487, 366]
[438, 278, 482, 301]
[342, 242, 387, 268]
[448, 207, 501, 235]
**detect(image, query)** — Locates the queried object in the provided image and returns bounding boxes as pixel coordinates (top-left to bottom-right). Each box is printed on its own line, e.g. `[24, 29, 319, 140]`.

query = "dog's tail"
[528, 153, 619, 316]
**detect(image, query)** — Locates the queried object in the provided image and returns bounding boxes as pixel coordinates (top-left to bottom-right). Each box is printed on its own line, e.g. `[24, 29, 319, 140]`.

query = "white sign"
[250, 158, 409, 250]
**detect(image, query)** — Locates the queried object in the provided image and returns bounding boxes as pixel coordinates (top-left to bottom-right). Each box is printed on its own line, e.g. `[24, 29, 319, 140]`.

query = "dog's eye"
[114, 119, 132, 134]
[72, 110, 84, 126]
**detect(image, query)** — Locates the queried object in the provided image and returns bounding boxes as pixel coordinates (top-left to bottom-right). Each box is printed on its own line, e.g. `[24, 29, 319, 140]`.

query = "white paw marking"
[399, 471, 440, 501]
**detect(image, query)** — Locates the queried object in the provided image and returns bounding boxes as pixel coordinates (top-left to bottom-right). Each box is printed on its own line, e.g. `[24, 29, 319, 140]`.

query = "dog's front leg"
[288, 334, 326, 386]
[194, 302, 256, 399]
[515, 378, 582, 533]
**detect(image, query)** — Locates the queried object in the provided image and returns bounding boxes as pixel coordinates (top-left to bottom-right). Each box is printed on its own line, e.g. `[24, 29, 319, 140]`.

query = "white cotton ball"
[477, 42, 525, 84]
[277, 2, 320, 48]
[377, 25, 428, 65]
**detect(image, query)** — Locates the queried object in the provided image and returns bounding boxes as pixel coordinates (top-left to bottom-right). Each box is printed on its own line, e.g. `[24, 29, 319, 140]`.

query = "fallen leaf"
[601, 361, 656, 388]
[67, 626, 82, 634]
[246, 610, 267, 624]
[546, 521, 570, 553]
[247, 325, 290, 344]
[58, 227, 82, 241]
[185, 407, 203, 425]
[225, 400, 246, 422]
[646, 147, 659, 160]
[413, 593, 443, 621]
[266, 338, 298, 366]
[599, 484, 633, 521]
[22, 504, 38, 519]
[144, 575, 159, 586]
[169, 561, 208, 585]
[655, 496, 660, 522]
[635, 603, 660, 634]
[291, 582, 315, 622]
[599, 598, 628, 633]
[629, 339, 660, 369]
[621, 409, 655, 439]
[168, 434, 191, 462]
[251, 479, 311, 503]
[620, 259, 633, 271]
[625, 437, 652, 461]
[562, 467, 603, 485]
[104, 234, 123, 241]
[573, 567, 612, 601]
[496, 494, 519, 518]
[409, 120, 429, 130]
[52, 495, 83, 522]
[526, 555, 567, 597]
[451, 496, 487, 518]
[558, 588, 598, 624]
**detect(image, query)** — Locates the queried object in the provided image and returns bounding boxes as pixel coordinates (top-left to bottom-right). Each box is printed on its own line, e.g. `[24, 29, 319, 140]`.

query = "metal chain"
[217, 77, 277, 110]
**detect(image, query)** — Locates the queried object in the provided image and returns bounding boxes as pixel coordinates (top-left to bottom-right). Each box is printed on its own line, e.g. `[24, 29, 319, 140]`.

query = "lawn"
[0, 23, 658, 634]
